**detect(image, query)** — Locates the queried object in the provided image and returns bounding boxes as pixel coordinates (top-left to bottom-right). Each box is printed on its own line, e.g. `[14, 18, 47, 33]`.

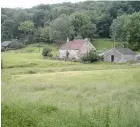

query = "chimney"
[84, 38, 89, 42]
[66, 37, 69, 43]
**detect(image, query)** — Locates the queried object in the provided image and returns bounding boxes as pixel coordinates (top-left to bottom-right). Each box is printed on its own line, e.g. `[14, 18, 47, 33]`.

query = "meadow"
[2, 39, 140, 127]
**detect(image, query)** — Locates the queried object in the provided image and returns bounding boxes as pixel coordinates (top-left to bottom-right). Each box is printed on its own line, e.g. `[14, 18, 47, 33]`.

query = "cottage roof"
[1, 41, 12, 47]
[60, 40, 85, 50]
[115, 48, 136, 55]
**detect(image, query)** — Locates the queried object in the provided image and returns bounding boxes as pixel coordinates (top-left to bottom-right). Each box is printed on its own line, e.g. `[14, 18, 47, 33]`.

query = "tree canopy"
[110, 12, 140, 50]
[1, 1, 140, 50]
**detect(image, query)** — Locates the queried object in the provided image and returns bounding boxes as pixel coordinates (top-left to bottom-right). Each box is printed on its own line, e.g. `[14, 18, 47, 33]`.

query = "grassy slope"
[2, 41, 140, 127]
[93, 39, 113, 51]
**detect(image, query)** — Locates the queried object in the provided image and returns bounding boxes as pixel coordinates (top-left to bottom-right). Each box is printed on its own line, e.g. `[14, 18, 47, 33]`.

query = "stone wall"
[122, 55, 136, 62]
[104, 49, 122, 63]
[104, 49, 136, 63]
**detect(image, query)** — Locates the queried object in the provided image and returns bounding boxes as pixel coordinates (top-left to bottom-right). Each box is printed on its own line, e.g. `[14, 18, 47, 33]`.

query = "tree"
[18, 20, 35, 33]
[70, 12, 96, 39]
[81, 23, 97, 39]
[18, 20, 35, 43]
[110, 14, 129, 42]
[32, 9, 45, 27]
[1, 1, 140, 43]
[96, 15, 112, 38]
[127, 12, 140, 50]
[1, 19, 17, 40]
[40, 26, 60, 43]
[50, 15, 72, 41]
[57, 6, 74, 16]
[1, 14, 10, 24]
[110, 12, 140, 50]
[34, 28, 41, 43]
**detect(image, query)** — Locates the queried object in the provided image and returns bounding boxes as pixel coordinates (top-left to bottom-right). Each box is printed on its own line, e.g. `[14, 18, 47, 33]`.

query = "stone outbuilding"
[103, 48, 136, 63]
[59, 38, 96, 60]
[1, 41, 12, 49]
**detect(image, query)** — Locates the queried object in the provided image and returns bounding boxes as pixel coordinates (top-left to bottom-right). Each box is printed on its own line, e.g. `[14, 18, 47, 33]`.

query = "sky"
[0, 0, 87, 8]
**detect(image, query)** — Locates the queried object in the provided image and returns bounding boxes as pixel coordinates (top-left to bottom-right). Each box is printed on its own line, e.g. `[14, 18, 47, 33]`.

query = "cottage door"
[111, 55, 114, 62]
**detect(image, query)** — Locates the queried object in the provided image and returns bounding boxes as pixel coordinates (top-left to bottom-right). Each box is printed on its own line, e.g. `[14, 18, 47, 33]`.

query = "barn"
[59, 38, 96, 60]
[103, 48, 136, 63]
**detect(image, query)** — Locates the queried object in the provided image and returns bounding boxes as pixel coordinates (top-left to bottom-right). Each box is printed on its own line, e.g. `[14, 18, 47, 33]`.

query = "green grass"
[93, 39, 113, 51]
[136, 50, 140, 54]
[2, 43, 140, 127]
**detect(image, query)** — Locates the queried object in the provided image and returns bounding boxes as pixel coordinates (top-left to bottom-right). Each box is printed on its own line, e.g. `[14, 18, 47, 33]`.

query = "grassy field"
[93, 39, 113, 52]
[2, 40, 140, 127]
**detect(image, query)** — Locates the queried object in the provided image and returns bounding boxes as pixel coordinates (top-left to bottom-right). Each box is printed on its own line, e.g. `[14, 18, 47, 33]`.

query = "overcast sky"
[0, 0, 87, 8]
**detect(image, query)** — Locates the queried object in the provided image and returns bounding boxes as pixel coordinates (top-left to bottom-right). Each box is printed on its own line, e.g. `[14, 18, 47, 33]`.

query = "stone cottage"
[59, 38, 96, 60]
[103, 48, 136, 63]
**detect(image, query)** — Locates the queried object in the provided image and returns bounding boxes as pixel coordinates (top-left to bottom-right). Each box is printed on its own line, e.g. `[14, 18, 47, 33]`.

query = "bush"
[1, 47, 5, 52]
[81, 50, 99, 62]
[23, 40, 28, 46]
[8, 41, 25, 49]
[47, 52, 53, 57]
[42, 47, 52, 57]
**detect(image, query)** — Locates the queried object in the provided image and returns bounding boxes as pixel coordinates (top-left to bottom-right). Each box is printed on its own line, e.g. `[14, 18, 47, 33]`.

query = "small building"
[59, 38, 96, 60]
[1, 41, 12, 48]
[103, 48, 136, 63]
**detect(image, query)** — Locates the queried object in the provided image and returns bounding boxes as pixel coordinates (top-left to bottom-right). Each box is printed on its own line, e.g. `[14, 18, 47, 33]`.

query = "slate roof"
[115, 48, 136, 55]
[1, 41, 12, 47]
[60, 40, 85, 50]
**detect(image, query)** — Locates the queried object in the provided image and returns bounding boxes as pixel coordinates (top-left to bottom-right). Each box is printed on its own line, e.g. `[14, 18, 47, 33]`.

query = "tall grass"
[2, 43, 140, 127]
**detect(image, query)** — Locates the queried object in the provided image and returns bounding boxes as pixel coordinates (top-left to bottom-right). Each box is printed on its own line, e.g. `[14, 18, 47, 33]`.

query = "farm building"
[1, 41, 12, 48]
[59, 38, 96, 60]
[103, 48, 136, 63]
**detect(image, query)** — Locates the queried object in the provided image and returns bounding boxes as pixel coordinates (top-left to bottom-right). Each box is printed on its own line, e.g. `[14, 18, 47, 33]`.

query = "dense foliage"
[110, 12, 140, 50]
[8, 40, 25, 49]
[1, 1, 140, 50]
[81, 50, 99, 62]
[42, 47, 52, 57]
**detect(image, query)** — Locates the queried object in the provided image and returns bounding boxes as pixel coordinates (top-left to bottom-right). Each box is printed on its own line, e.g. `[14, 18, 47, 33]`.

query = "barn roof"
[104, 48, 136, 56]
[1, 41, 12, 47]
[116, 48, 136, 55]
[60, 40, 85, 50]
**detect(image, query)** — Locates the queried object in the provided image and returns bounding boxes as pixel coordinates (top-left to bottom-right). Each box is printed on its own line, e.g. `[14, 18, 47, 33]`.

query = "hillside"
[93, 39, 113, 51]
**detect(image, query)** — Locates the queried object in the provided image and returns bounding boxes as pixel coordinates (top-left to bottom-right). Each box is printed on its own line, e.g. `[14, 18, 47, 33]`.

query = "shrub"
[47, 52, 53, 57]
[42, 47, 52, 57]
[8, 41, 25, 49]
[23, 40, 28, 46]
[81, 50, 99, 62]
[1, 47, 5, 52]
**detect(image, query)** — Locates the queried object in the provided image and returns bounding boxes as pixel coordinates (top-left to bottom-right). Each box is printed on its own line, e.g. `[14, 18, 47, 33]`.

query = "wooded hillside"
[1, 1, 140, 50]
